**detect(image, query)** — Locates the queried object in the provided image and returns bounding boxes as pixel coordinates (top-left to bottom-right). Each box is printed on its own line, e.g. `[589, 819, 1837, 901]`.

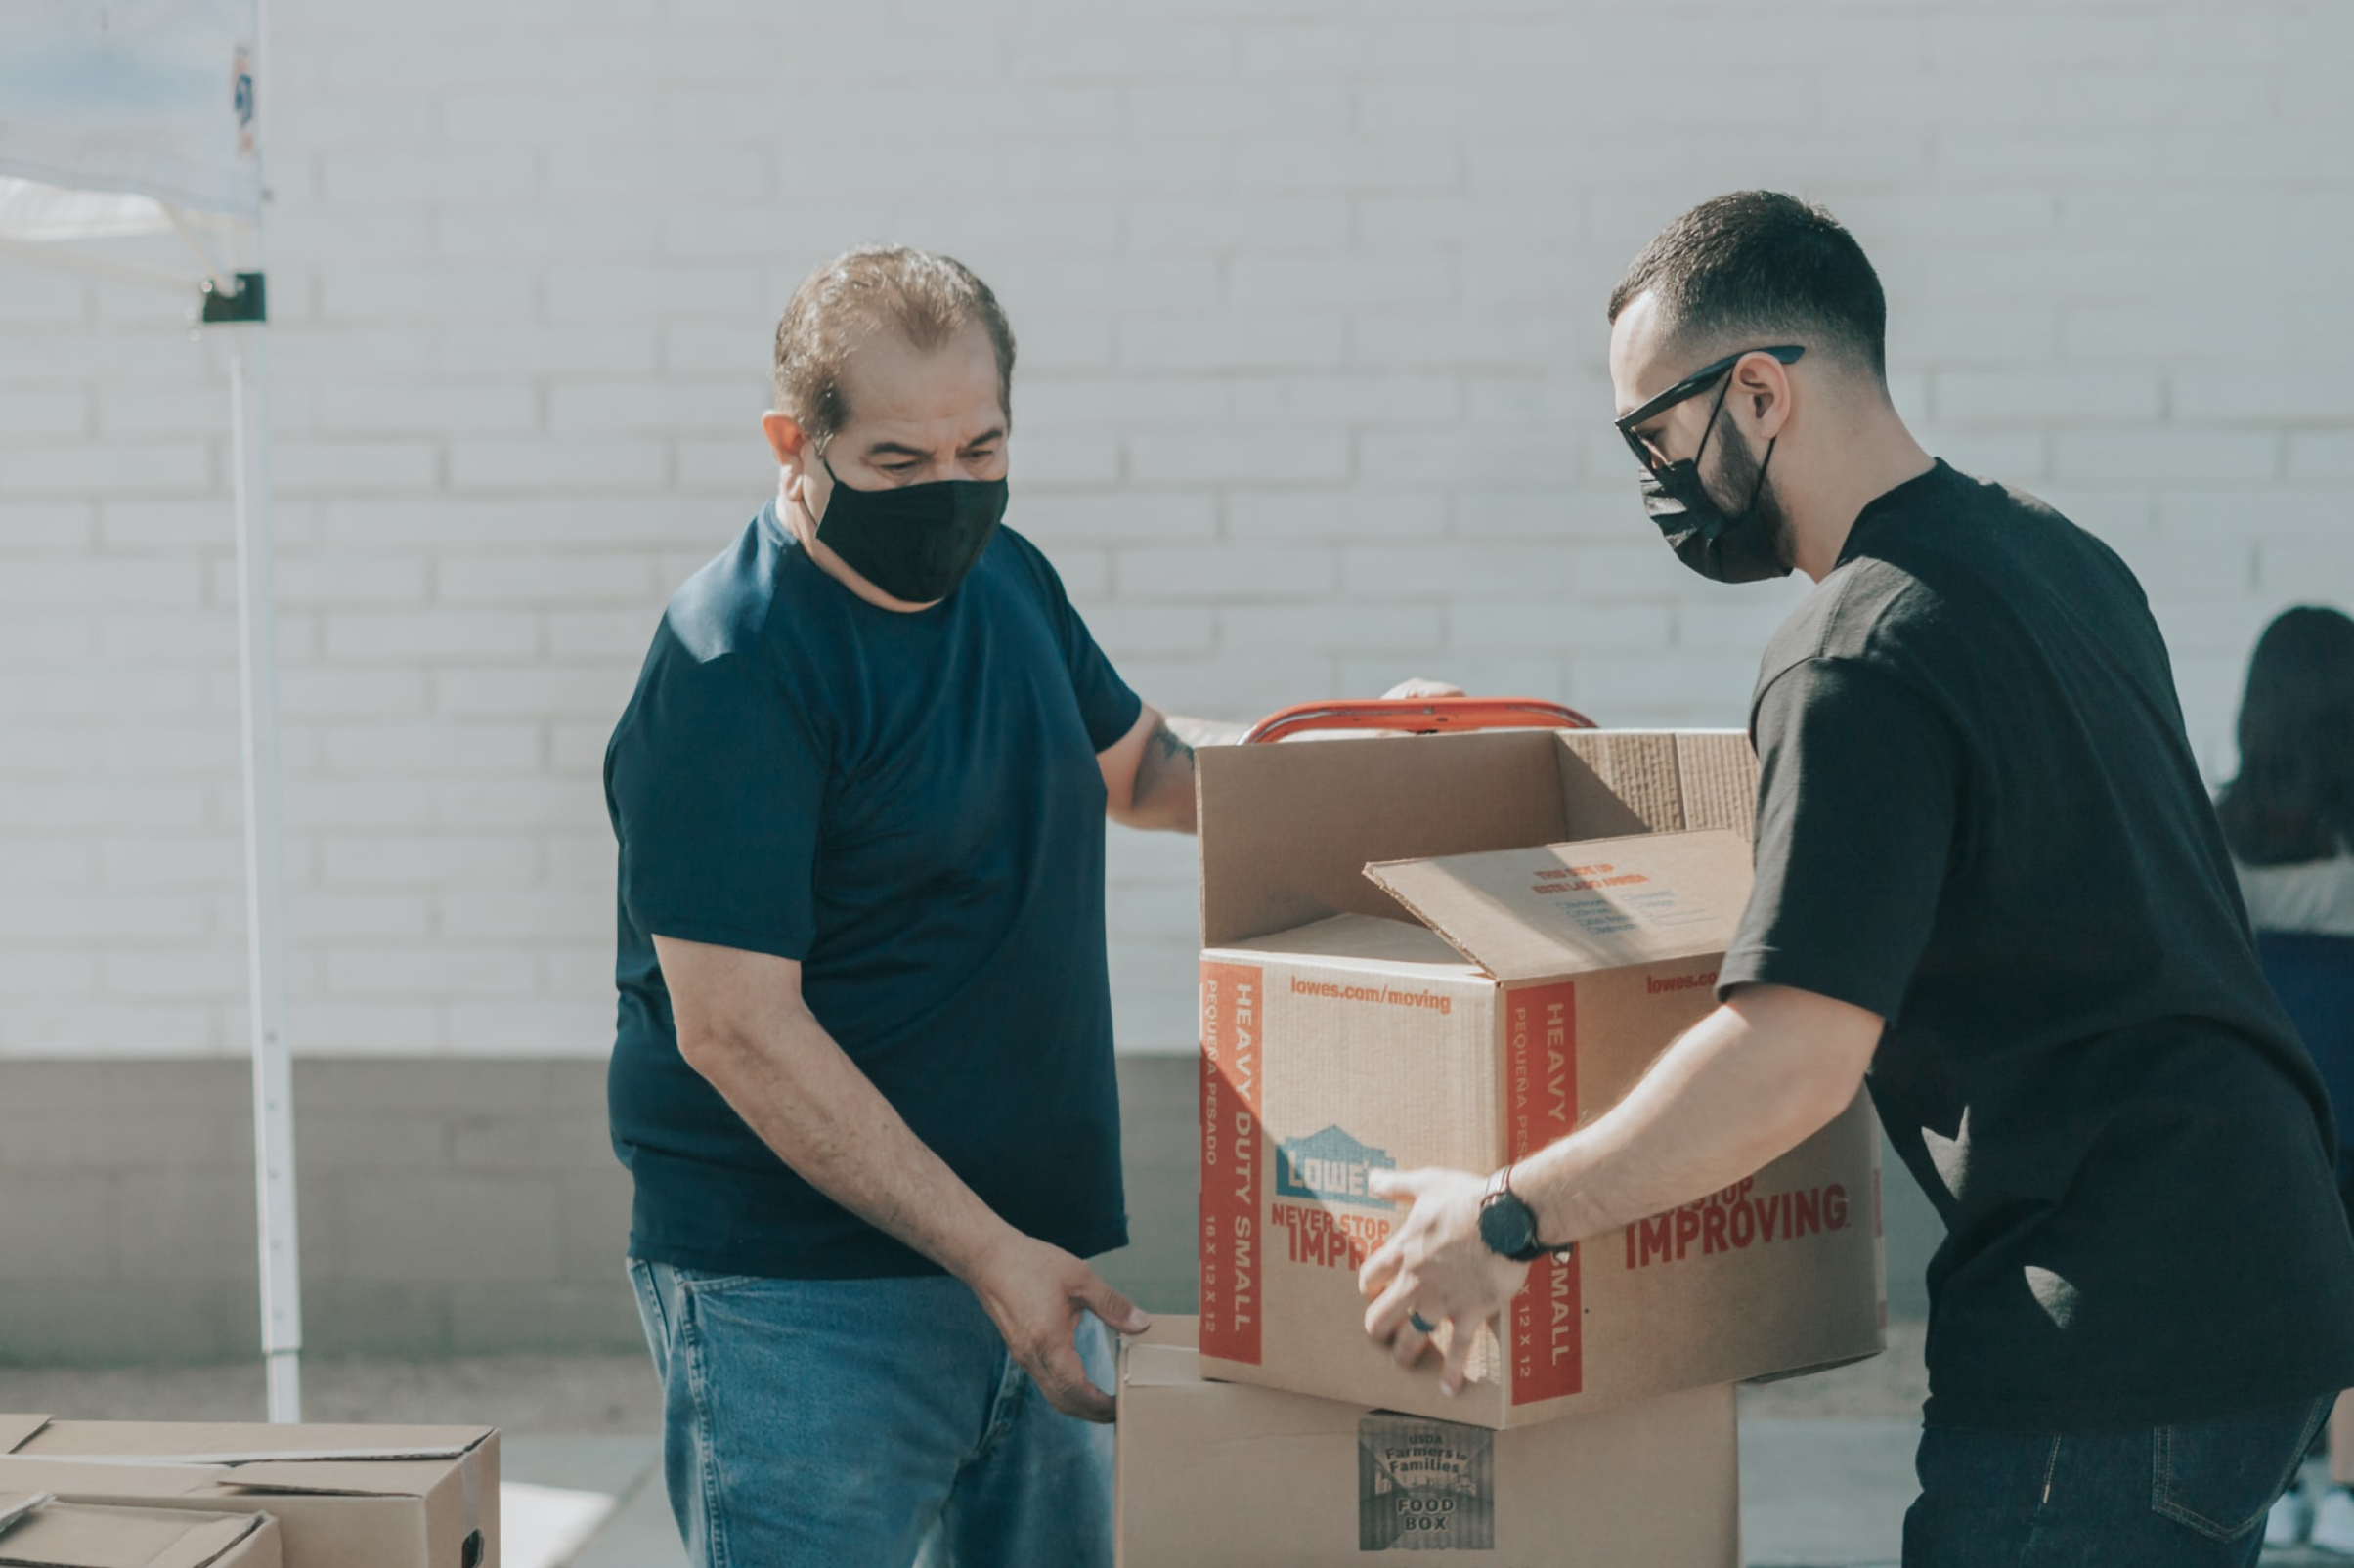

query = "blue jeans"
[627, 1259, 1114, 1568]
[1903, 1395, 2332, 1566]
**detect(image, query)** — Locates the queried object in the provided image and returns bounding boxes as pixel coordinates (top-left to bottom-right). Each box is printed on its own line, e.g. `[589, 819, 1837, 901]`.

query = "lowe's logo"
[1277, 1125, 1397, 1207]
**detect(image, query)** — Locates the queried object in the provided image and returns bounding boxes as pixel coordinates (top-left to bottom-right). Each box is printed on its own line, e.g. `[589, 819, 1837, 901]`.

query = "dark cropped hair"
[773, 245, 1016, 449]
[1609, 191, 1888, 380]
[2218, 605, 2354, 866]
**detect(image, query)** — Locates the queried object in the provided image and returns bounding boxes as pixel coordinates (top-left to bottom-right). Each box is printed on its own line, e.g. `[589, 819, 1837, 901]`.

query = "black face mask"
[806, 455, 1007, 604]
[1638, 379, 1793, 585]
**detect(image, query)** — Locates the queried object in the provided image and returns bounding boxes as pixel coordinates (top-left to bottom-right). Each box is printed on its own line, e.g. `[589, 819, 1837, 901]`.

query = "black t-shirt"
[1720, 459, 2354, 1432]
[603, 504, 1143, 1279]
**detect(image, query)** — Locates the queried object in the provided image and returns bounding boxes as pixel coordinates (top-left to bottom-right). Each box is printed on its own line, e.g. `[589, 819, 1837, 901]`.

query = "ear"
[763, 412, 823, 522]
[1729, 352, 1795, 443]
[762, 410, 809, 469]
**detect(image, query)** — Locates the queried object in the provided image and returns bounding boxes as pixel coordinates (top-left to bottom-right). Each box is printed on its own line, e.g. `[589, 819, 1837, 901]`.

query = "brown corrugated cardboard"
[1196, 730, 1884, 1428]
[0, 1493, 282, 1568]
[1197, 729, 1755, 955]
[1114, 1318, 1738, 1568]
[0, 1421, 496, 1568]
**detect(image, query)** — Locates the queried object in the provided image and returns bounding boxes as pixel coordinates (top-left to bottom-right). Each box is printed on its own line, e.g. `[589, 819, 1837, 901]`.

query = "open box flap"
[0, 1498, 47, 1535]
[1551, 730, 1757, 843]
[1197, 729, 1758, 951]
[1363, 829, 1754, 983]
[0, 1502, 258, 1568]
[1198, 730, 1569, 948]
[1664, 731, 1760, 840]
[16, 1423, 485, 1466]
[214, 1459, 449, 1499]
[0, 1461, 223, 1502]
[0, 1423, 52, 1459]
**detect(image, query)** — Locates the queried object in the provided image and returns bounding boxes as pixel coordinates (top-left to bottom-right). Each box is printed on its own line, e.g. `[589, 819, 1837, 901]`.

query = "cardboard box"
[1115, 1317, 1738, 1567]
[0, 1418, 497, 1568]
[1196, 729, 1885, 1427]
[0, 1492, 282, 1568]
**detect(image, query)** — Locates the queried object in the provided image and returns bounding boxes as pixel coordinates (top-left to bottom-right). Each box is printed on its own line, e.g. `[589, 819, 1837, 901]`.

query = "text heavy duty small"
[1197, 964, 1262, 1362]
[1192, 727, 1887, 1429]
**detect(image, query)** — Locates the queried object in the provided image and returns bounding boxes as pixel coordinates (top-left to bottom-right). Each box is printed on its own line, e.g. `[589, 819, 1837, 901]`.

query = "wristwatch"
[1477, 1166, 1576, 1265]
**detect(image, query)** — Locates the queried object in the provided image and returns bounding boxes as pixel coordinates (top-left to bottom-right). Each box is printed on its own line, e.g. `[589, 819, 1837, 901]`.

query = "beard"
[1707, 416, 1796, 571]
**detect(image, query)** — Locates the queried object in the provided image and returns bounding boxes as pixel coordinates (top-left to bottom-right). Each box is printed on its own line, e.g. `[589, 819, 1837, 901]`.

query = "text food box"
[0, 1416, 497, 1568]
[0, 1492, 282, 1568]
[1114, 1317, 1737, 1568]
[1195, 729, 1885, 1428]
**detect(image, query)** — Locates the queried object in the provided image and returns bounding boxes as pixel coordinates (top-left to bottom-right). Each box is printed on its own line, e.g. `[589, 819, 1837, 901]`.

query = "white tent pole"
[0, 0, 293, 1419]
[228, 0, 301, 1426]
[230, 317, 302, 1426]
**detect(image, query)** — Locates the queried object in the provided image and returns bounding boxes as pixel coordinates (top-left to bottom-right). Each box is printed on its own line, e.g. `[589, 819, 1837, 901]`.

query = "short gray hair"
[771, 245, 1017, 448]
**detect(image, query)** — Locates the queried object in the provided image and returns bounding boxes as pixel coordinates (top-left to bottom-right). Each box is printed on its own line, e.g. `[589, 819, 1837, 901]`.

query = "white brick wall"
[5, 1, 2351, 1061]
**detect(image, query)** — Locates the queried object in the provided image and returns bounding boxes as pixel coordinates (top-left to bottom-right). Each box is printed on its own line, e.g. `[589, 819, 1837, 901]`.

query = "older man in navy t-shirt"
[604, 247, 1226, 1568]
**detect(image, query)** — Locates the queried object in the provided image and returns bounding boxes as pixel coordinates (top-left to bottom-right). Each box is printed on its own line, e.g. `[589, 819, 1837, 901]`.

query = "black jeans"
[1903, 1395, 2332, 1567]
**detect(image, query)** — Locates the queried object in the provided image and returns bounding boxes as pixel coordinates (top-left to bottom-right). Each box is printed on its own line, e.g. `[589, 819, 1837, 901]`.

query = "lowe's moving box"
[1195, 729, 1884, 1428]
[0, 1417, 496, 1568]
[0, 1493, 282, 1568]
[1114, 1317, 1737, 1567]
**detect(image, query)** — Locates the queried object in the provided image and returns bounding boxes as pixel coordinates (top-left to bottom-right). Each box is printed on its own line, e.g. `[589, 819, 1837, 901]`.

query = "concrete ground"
[0, 1323, 2337, 1567]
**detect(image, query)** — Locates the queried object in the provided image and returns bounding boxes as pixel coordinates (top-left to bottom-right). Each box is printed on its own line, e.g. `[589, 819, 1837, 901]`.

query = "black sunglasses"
[1615, 345, 1805, 468]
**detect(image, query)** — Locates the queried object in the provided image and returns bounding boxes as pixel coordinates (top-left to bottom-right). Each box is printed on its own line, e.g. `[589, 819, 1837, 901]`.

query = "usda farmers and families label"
[1358, 1413, 1497, 1551]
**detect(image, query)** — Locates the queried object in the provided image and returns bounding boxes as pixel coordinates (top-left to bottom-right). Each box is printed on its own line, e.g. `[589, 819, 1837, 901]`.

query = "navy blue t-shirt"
[603, 503, 1144, 1279]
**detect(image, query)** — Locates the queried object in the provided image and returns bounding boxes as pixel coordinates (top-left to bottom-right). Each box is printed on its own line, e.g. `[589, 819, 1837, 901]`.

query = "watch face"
[1479, 1194, 1536, 1259]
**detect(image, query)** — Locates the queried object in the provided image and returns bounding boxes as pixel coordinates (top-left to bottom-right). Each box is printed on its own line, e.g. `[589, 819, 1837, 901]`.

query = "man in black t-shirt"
[604, 246, 1236, 1568]
[1357, 193, 2354, 1567]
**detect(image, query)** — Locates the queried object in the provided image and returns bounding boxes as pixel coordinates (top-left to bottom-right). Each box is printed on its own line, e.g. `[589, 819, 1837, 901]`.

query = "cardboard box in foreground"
[1196, 730, 1885, 1427]
[1115, 1317, 1737, 1567]
[0, 1416, 497, 1568]
[0, 1492, 282, 1568]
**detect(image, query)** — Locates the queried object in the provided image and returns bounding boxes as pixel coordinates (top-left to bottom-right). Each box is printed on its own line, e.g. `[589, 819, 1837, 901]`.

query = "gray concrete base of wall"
[0, 1057, 1936, 1365]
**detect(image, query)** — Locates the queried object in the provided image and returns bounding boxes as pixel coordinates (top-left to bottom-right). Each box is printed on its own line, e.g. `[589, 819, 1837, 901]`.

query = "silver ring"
[1408, 1311, 1437, 1334]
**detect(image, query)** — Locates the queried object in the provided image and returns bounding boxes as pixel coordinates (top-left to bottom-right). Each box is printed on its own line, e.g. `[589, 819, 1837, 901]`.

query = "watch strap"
[1487, 1164, 1576, 1264]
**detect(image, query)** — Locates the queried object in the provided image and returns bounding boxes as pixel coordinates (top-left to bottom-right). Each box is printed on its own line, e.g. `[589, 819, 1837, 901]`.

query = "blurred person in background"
[603, 246, 1222, 1568]
[1358, 191, 2354, 1568]
[2231, 606, 2354, 1555]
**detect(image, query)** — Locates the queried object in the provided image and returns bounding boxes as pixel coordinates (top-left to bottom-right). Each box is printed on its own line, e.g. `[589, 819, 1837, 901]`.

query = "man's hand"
[657, 937, 1154, 1423]
[967, 1229, 1150, 1423]
[1358, 1168, 1530, 1397]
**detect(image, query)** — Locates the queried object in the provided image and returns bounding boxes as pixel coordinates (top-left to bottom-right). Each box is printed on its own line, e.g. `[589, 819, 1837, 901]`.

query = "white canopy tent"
[0, 0, 302, 1423]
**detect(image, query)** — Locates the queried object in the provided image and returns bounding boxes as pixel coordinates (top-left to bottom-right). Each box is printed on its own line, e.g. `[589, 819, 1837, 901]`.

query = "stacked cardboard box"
[1117, 1317, 1738, 1567]
[0, 1417, 498, 1568]
[0, 1491, 282, 1568]
[1114, 729, 1888, 1564]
